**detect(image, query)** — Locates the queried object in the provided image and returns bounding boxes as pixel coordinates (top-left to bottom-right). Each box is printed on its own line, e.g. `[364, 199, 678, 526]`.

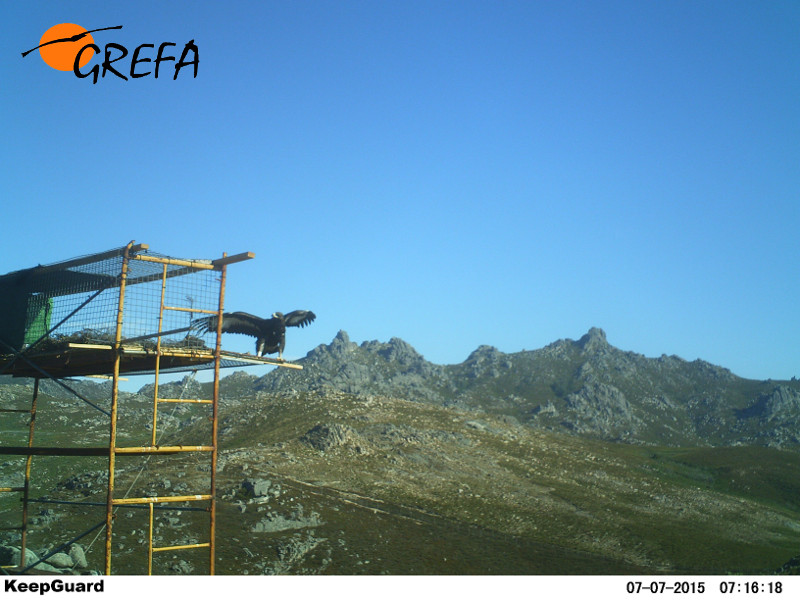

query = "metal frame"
[0, 242, 299, 575]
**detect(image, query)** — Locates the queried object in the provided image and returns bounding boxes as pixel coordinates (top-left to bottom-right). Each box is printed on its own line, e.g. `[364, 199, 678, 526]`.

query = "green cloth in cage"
[24, 295, 53, 347]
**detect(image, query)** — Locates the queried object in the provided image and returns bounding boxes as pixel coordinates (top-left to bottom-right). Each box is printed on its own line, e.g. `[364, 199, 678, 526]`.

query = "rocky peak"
[378, 337, 424, 364]
[577, 327, 608, 353]
[308, 330, 356, 360]
[332, 329, 352, 348]
[222, 370, 258, 385]
[462, 345, 509, 379]
[465, 345, 503, 363]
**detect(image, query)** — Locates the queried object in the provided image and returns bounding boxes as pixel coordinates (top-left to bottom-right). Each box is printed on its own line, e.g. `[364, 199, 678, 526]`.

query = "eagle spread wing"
[195, 311, 264, 337]
[283, 310, 316, 328]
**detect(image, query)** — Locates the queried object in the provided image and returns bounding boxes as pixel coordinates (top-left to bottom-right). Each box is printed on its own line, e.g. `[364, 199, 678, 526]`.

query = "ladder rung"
[0, 408, 31, 413]
[0, 487, 25, 493]
[115, 445, 213, 454]
[113, 494, 212, 505]
[152, 542, 211, 553]
[157, 398, 212, 404]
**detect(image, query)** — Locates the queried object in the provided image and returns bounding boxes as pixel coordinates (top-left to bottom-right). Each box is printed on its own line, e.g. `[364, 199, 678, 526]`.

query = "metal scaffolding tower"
[0, 242, 300, 574]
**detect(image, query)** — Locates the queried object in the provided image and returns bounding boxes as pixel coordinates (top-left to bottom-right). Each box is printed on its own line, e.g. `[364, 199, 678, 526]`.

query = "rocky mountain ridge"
[250, 327, 800, 448]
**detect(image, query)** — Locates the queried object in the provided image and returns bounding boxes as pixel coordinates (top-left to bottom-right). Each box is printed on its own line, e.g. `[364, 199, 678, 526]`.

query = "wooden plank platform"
[0, 344, 302, 378]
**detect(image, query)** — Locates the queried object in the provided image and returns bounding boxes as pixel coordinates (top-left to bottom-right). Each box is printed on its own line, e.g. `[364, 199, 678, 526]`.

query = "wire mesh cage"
[0, 244, 236, 378]
[120, 252, 221, 348]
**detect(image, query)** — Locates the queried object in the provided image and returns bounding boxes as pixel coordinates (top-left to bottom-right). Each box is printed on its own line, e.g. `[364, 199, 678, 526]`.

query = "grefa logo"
[22, 24, 199, 83]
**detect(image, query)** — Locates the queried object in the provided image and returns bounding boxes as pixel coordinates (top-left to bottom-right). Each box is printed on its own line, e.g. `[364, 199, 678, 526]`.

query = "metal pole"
[152, 264, 168, 447]
[19, 378, 39, 569]
[209, 258, 227, 575]
[105, 242, 133, 575]
[147, 502, 154, 575]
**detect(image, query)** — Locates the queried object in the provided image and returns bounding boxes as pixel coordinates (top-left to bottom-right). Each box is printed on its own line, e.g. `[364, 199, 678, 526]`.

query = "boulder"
[0, 546, 40, 570]
[242, 478, 273, 498]
[170, 559, 194, 574]
[300, 423, 355, 451]
[69, 544, 88, 569]
[45, 552, 73, 569]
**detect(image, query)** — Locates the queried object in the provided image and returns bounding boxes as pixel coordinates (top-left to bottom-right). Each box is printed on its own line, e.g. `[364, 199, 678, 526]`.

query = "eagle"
[195, 310, 316, 359]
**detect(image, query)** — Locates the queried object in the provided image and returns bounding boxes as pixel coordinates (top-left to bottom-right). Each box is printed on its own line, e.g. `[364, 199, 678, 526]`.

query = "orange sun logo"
[37, 23, 96, 71]
[22, 24, 199, 83]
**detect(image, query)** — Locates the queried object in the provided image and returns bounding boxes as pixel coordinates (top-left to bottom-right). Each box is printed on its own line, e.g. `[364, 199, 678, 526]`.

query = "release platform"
[0, 241, 300, 576]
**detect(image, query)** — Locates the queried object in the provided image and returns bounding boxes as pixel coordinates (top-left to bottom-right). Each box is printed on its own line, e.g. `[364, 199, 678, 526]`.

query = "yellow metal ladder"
[104, 252, 226, 575]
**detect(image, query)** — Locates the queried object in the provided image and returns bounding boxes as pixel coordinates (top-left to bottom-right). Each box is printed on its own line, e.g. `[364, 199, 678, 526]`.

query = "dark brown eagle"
[195, 310, 316, 359]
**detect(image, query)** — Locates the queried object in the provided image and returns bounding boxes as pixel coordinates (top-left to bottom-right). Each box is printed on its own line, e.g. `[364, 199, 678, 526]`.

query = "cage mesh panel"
[0, 248, 221, 353]
[15, 252, 126, 349]
[123, 254, 220, 349]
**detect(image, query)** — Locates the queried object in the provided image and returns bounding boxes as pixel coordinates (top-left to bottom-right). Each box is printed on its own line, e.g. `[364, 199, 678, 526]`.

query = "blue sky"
[3, 1, 799, 381]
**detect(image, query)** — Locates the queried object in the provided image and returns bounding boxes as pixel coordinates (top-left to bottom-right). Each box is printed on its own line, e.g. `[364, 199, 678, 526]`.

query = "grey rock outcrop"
[253, 505, 323, 533]
[754, 386, 800, 421]
[564, 380, 640, 439]
[242, 478, 272, 498]
[301, 424, 356, 452]
[734, 386, 800, 446]
[254, 330, 447, 402]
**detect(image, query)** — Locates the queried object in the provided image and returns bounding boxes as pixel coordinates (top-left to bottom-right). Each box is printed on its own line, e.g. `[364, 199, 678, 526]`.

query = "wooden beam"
[212, 252, 255, 267]
[67, 343, 113, 350]
[162, 305, 217, 315]
[219, 351, 305, 369]
[131, 255, 215, 270]
[112, 494, 212, 505]
[114, 445, 214, 454]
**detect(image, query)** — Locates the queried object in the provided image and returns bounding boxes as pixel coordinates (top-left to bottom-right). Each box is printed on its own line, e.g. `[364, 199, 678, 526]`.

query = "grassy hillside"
[208, 391, 800, 574]
[2, 381, 799, 575]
